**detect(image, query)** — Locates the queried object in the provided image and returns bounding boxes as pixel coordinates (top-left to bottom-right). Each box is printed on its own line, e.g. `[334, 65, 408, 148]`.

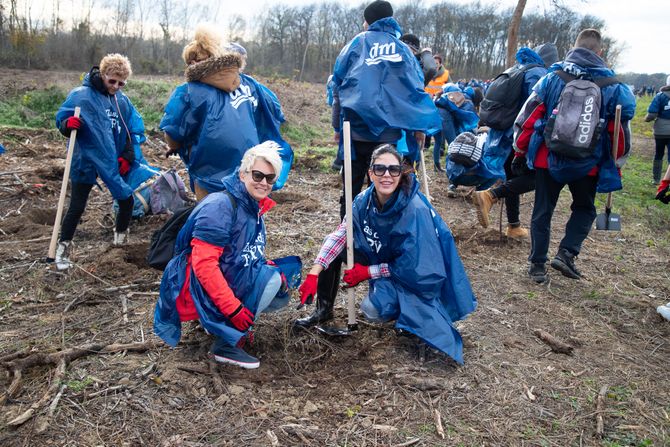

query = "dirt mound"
[0, 208, 56, 237]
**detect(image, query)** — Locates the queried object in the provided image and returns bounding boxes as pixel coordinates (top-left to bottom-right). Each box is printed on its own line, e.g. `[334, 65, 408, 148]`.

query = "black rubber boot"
[653, 160, 663, 184]
[293, 260, 341, 329]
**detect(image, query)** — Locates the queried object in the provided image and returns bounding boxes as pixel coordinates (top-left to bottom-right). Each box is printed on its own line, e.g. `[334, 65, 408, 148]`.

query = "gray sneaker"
[55, 241, 73, 270]
[528, 263, 548, 284]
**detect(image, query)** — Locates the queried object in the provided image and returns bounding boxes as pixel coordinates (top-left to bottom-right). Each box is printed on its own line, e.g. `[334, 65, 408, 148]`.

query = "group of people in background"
[52, 0, 668, 370]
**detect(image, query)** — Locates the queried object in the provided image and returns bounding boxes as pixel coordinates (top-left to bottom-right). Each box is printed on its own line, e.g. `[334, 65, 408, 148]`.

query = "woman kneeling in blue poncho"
[298, 145, 477, 364]
[154, 142, 295, 370]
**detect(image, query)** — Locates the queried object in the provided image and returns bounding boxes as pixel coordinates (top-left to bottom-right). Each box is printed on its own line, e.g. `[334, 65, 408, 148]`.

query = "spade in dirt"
[595, 104, 622, 231]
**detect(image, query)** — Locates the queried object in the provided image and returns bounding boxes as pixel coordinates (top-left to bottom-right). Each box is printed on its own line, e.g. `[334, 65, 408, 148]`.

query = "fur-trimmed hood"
[185, 53, 242, 90]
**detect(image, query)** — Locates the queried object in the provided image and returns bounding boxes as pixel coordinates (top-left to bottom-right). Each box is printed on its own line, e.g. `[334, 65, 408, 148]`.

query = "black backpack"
[479, 64, 541, 130]
[146, 191, 236, 271]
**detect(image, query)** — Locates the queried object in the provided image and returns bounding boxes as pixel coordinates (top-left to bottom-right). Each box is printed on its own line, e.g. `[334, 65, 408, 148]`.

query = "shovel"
[317, 121, 359, 337]
[46, 107, 81, 262]
[595, 104, 622, 231]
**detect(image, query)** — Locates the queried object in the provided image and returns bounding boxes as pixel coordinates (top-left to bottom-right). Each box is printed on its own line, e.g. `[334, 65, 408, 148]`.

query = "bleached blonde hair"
[100, 54, 132, 79]
[183, 25, 223, 65]
[240, 141, 283, 178]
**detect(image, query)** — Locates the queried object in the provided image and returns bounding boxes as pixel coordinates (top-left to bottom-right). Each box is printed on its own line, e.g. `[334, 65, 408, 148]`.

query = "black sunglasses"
[371, 164, 402, 177]
[250, 170, 276, 184]
[105, 76, 126, 87]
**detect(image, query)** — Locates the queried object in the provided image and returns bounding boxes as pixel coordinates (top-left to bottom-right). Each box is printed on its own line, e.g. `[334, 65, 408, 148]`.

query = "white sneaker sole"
[211, 353, 260, 369]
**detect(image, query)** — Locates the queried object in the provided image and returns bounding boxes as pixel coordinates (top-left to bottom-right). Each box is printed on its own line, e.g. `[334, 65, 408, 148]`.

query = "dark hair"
[400, 34, 420, 52]
[575, 28, 602, 54]
[369, 144, 412, 192]
[433, 54, 443, 65]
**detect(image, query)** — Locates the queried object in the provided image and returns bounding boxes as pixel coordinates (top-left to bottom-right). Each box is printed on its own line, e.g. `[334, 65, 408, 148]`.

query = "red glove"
[64, 116, 81, 131]
[228, 304, 254, 331]
[657, 179, 670, 204]
[298, 274, 318, 308]
[118, 157, 131, 175]
[343, 263, 371, 288]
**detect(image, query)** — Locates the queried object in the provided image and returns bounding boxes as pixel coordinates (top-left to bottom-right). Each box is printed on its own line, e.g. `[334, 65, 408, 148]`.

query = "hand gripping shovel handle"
[47, 107, 80, 261]
[342, 121, 357, 330]
[605, 105, 622, 212]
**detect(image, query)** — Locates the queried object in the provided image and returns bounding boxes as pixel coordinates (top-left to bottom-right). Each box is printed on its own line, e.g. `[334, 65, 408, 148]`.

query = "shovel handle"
[342, 121, 356, 328]
[48, 107, 80, 260]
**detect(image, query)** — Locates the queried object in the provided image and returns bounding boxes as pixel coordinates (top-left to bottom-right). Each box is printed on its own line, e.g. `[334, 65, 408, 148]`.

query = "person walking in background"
[471, 43, 558, 238]
[425, 54, 450, 97]
[54, 53, 144, 269]
[645, 75, 670, 184]
[513, 29, 636, 283]
[294, 0, 440, 329]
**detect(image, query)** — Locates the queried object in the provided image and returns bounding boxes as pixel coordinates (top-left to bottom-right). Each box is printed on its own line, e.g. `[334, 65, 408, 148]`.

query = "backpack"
[543, 71, 619, 159]
[146, 190, 236, 271]
[479, 64, 541, 130]
[148, 169, 189, 215]
[447, 131, 486, 167]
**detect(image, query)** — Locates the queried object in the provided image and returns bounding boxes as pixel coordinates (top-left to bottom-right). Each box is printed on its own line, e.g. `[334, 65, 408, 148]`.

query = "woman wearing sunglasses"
[297, 145, 477, 364]
[54, 54, 148, 268]
[155, 142, 297, 369]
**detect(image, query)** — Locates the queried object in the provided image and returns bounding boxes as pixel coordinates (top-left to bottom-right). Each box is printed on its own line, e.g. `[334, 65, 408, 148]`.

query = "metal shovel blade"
[316, 323, 359, 337]
[595, 209, 621, 231]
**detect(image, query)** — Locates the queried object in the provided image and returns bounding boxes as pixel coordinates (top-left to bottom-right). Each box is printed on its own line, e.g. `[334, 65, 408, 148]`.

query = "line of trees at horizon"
[0, 0, 666, 87]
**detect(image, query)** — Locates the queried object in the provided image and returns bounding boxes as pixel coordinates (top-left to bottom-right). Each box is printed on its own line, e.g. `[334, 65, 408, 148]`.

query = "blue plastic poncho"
[154, 170, 280, 348]
[56, 73, 146, 200]
[332, 17, 441, 160]
[160, 74, 293, 193]
[351, 176, 477, 363]
[530, 48, 636, 192]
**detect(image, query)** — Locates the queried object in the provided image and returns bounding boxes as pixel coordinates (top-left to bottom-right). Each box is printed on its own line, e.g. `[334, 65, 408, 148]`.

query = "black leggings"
[654, 137, 670, 161]
[60, 182, 133, 242]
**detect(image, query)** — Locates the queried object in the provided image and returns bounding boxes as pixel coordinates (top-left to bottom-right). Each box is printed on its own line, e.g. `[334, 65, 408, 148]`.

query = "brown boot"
[472, 189, 496, 228]
[505, 224, 528, 239]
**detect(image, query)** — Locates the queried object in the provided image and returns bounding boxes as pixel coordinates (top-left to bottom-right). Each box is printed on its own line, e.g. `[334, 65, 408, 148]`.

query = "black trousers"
[529, 169, 597, 264]
[654, 136, 670, 161]
[60, 182, 133, 242]
[490, 152, 536, 225]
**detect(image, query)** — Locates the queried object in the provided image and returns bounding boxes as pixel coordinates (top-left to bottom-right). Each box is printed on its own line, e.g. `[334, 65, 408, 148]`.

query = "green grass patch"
[0, 86, 67, 128]
[594, 154, 668, 234]
[123, 79, 179, 130]
[630, 95, 653, 138]
[282, 122, 327, 147]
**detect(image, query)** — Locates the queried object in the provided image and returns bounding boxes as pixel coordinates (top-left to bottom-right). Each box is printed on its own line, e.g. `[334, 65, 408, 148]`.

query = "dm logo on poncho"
[365, 42, 402, 66]
[230, 84, 258, 109]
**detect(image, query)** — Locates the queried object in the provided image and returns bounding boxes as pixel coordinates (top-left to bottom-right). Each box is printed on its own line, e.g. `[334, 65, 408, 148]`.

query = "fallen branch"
[533, 329, 574, 355]
[394, 439, 421, 447]
[434, 408, 445, 439]
[596, 384, 609, 437]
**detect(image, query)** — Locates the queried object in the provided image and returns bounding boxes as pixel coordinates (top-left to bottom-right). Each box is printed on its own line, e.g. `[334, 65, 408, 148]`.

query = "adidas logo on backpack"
[543, 70, 619, 159]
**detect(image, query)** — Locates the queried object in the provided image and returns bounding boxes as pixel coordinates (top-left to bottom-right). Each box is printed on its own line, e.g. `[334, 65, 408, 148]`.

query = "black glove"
[656, 180, 670, 204]
[511, 155, 531, 177]
[119, 137, 135, 164]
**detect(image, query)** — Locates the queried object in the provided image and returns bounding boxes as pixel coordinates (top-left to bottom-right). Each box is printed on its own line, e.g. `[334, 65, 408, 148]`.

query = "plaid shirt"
[315, 220, 390, 279]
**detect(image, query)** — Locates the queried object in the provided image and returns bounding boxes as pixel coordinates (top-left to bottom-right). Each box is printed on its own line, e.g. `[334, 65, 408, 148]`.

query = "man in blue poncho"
[471, 44, 558, 238]
[513, 29, 636, 283]
[54, 54, 146, 269]
[294, 0, 441, 329]
[161, 35, 293, 200]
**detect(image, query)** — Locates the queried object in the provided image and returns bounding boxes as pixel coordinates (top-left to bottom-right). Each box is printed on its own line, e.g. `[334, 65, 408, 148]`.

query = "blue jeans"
[529, 169, 597, 264]
[361, 296, 386, 323]
[433, 108, 457, 169]
[255, 271, 286, 316]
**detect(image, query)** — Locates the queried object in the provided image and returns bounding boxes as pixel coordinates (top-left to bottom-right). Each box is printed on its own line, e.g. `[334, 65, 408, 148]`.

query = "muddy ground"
[0, 70, 668, 446]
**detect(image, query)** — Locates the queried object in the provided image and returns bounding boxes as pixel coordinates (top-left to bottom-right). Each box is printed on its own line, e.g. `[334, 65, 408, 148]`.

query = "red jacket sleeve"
[606, 119, 627, 160]
[513, 92, 546, 157]
[191, 238, 241, 316]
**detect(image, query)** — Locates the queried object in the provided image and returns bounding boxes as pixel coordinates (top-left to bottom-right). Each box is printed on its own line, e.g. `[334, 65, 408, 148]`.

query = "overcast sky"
[219, 0, 666, 74]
